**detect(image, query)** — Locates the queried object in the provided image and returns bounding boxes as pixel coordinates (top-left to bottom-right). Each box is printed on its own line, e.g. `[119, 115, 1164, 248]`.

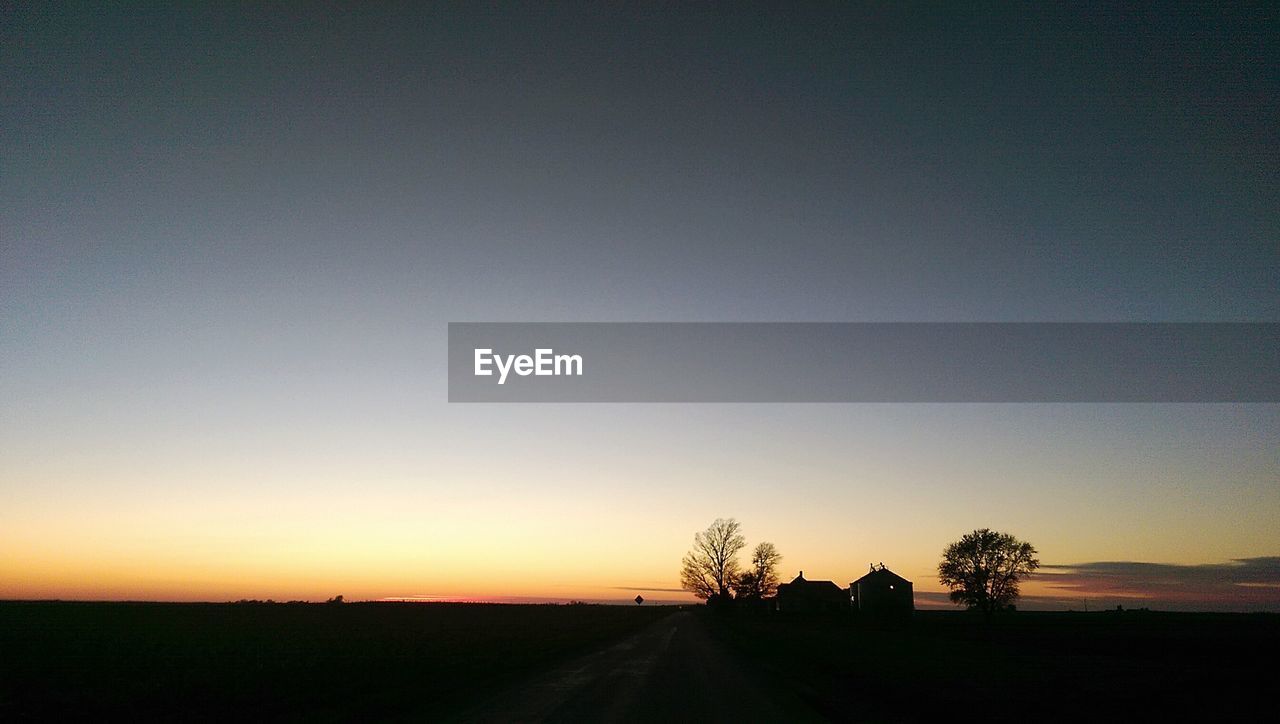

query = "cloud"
[1032, 557, 1280, 611]
[914, 591, 959, 608]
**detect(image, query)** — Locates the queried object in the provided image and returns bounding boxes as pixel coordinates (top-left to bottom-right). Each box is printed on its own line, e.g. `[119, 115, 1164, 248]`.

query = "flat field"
[0, 601, 673, 721]
[4, 602, 1277, 722]
[706, 609, 1280, 721]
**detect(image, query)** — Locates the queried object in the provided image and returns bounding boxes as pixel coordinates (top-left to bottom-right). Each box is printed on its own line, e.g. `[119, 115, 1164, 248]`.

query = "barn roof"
[852, 566, 911, 586]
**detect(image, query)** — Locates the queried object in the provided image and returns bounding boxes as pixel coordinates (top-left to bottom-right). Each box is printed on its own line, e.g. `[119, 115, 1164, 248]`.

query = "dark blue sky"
[5, 3, 1276, 325]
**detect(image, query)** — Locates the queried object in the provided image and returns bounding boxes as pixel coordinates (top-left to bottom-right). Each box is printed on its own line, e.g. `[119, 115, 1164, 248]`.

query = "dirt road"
[455, 611, 823, 723]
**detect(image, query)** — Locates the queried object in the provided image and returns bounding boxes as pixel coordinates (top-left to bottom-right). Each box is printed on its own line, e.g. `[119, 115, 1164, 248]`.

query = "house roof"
[778, 573, 844, 593]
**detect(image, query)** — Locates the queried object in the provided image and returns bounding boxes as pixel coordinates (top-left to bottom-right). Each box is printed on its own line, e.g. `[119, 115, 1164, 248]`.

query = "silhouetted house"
[850, 564, 913, 617]
[774, 571, 848, 613]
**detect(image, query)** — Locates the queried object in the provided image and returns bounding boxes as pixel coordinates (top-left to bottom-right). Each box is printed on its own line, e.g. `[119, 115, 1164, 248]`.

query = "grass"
[704, 609, 1280, 721]
[7, 601, 1275, 721]
[0, 600, 674, 721]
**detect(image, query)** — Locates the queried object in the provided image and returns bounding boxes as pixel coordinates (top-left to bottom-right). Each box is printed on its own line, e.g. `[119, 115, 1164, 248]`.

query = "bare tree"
[732, 542, 782, 600]
[680, 518, 746, 600]
[938, 528, 1040, 616]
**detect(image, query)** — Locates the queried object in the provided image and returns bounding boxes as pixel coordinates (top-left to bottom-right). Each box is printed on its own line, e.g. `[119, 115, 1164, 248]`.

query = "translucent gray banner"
[447, 323, 1278, 402]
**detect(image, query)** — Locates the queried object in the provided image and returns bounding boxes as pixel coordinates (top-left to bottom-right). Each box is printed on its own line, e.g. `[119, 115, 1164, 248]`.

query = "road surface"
[454, 611, 824, 723]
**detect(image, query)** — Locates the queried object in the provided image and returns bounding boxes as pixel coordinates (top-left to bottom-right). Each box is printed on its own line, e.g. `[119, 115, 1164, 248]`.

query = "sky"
[2, 3, 1277, 609]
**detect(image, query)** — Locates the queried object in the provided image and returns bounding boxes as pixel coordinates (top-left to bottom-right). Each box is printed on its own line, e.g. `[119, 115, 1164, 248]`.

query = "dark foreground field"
[0, 601, 673, 721]
[707, 609, 1280, 721]
[3, 602, 1278, 722]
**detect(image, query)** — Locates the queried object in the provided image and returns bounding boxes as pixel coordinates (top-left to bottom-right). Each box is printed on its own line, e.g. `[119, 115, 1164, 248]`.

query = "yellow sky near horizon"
[3, 405, 1276, 606]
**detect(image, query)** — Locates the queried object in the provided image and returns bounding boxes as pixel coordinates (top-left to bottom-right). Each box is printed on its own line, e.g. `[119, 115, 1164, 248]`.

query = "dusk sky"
[3, 4, 1277, 609]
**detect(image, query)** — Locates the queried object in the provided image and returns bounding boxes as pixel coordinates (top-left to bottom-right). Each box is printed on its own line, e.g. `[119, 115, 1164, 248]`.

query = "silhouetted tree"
[938, 528, 1039, 616]
[732, 542, 782, 600]
[680, 518, 746, 600]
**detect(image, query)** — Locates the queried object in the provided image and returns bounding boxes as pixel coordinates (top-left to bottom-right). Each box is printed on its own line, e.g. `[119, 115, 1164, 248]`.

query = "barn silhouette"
[773, 564, 914, 616]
